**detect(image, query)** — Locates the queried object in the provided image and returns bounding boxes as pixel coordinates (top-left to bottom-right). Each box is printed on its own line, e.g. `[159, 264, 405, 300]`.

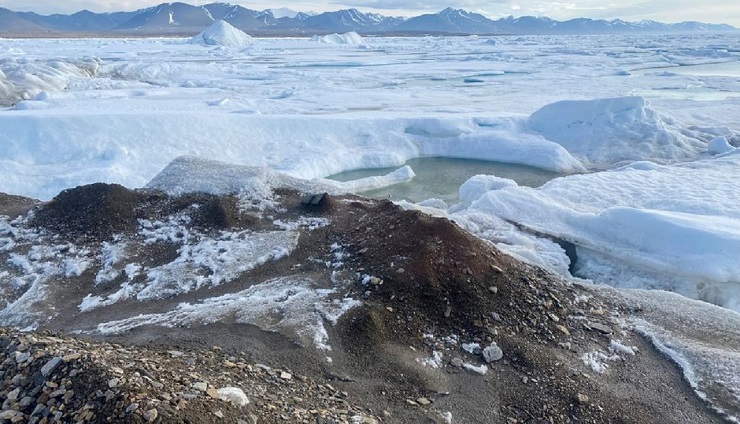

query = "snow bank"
[0, 58, 100, 105]
[527, 97, 706, 167]
[310, 32, 365, 45]
[453, 153, 740, 311]
[189, 20, 254, 49]
[0, 113, 591, 201]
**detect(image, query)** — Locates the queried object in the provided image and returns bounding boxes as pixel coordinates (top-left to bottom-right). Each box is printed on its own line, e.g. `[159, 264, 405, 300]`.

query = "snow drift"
[528, 97, 706, 167]
[310, 32, 365, 45]
[189, 20, 254, 49]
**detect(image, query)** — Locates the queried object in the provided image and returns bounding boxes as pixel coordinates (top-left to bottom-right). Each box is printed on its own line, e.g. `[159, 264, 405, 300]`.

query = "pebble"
[40, 357, 63, 376]
[417, 397, 432, 406]
[193, 382, 208, 392]
[143, 408, 158, 422]
[488, 286, 498, 294]
[588, 322, 613, 334]
[482, 344, 504, 363]
[14, 351, 30, 363]
[555, 325, 570, 336]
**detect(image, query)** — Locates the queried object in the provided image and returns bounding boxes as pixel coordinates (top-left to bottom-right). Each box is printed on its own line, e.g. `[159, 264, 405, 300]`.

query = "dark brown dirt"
[0, 192, 39, 219]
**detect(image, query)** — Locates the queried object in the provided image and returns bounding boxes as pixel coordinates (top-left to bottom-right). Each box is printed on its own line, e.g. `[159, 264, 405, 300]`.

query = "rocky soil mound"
[0, 185, 728, 423]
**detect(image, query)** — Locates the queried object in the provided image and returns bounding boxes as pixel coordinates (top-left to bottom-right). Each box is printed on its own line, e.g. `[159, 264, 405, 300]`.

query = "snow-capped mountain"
[295, 8, 403, 32]
[115, 2, 214, 31]
[397, 7, 499, 34]
[17, 10, 136, 32]
[0, 8, 53, 33]
[0, 3, 736, 35]
[267, 7, 301, 19]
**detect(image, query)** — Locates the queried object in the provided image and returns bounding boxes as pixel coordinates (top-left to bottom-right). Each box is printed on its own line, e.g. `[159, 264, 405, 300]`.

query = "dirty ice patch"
[95, 276, 361, 350]
[147, 156, 335, 199]
[147, 156, 414, 202]
[0, 217, 92, 327]
[616, 289, 740, 423]
[80, 226, 299, 311]
[527, 96, 707, 168]
[189, 20, 255, 49]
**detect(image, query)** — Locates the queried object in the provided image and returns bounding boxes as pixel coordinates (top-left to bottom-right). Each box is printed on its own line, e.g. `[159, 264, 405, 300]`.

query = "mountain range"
[1, 3, 736, 36]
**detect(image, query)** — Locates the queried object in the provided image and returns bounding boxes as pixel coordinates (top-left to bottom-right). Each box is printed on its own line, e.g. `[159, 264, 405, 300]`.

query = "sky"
[2, 0, 739, 27]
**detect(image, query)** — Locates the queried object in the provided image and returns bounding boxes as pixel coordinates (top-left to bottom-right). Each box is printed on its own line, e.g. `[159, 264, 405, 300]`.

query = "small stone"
[576, 393, 589, 404]
[214, 410, 224, 418]
[40, 357, 63, 376]
[143, 408, 158, 422]
[416, 397, 432, 406]
[548, 313, 560, 322]
[280, 372, 292, 380]
[450, 357, 463, 367]
[108, 378, 120, 388]
[588, 322, 613, 334]
[11, 375, 23, 386]
[31, 404, 45, 416]
[217, 387, 249, 407]
[488, 286, 498, 294]
[521, 376, 529, 384]
[0, 410, 18, 420]
[62, 353, 81, 362]
[7, 388, 20, 401]
[555, 325, 570, 336]
[369, 277, 383, 286]
[19, 397, 33, 408]
[405, 399, 418, 406]
[385, 306, 394, 313]
[206, 387, 219, 399]
[482, 344, 503, 363]
[491, 312, 502, 322]
[444, 306, 452, 318]
[168, 350, 184, 357]
[193, 382, 208, 392]
[14, 351, 30, 364]
[223, 361, 237, 368]
[125, 403, 139, 413]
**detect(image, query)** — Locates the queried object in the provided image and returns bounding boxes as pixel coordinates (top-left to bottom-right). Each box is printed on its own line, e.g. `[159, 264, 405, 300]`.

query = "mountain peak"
[0, 3, 736, 36]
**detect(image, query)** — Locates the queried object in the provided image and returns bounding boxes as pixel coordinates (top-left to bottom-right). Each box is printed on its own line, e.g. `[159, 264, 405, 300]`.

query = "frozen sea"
[1, 27, 740, 419]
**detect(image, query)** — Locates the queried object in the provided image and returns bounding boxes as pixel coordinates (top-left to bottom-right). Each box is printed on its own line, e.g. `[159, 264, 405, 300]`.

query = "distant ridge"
[0, 3, 736, 36]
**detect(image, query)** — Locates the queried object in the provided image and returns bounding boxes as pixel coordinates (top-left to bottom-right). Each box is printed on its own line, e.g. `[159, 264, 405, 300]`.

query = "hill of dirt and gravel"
[0, 183, 730, 423]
